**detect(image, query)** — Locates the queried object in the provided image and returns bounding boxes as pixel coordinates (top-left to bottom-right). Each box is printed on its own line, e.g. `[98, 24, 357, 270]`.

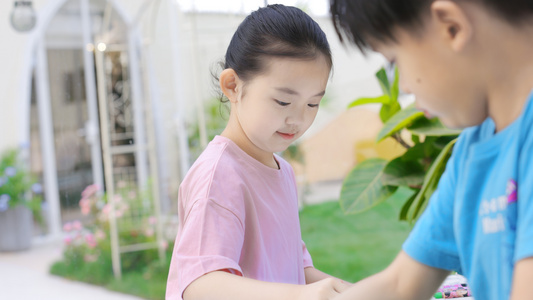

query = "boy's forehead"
[369, 21, 433, 52]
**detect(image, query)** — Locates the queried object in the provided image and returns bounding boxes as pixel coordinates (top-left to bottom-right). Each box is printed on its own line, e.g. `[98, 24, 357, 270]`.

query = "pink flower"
[148, 216, 157, 225]
[94, 230, 106, 241]
[64, 236, 72, 245]
[81, 184, 100, 199]
[79, 198, 91, 215]
[72, 220, 83, 231]
[112, 194, 122, 203]
[99, 204, 110, 222]
[63, 222, 73, 232]
[85, 233, 97, 249]
[144, 228, 154, 237]
[160, 240, 168, 250]
[128, 191, 137, 200]
[102, 204, 110, 215]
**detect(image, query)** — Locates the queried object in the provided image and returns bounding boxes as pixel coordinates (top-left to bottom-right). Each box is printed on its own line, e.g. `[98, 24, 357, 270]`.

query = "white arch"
[17, 0, 141, 239]
[18, 0, 138, 147]
[17, 0, 68, 149]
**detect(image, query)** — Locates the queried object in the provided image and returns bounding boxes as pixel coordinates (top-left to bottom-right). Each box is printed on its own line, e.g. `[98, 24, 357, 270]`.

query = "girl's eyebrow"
[275, 87, 326, 97]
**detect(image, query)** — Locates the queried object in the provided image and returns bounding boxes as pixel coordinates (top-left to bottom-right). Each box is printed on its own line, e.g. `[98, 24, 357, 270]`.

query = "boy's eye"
[387, 59, 396, 70]
[275, 100, 290, 106]
[308, 103, 320, 108]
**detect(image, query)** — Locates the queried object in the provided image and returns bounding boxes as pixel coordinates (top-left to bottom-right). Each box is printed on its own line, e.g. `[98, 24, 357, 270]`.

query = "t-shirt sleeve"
[169, 198, 245, 299]
[515, 130, 533, 262]
[302, 240, 314, 268]
[402, 138, 463, 273]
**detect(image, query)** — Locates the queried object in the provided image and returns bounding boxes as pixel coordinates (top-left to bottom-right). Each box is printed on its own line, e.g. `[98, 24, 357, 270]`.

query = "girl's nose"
[286, 109, 305, 126]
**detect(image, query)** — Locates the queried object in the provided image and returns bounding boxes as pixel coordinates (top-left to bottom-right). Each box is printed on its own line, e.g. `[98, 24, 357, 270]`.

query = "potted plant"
[0, 148, 43, 251]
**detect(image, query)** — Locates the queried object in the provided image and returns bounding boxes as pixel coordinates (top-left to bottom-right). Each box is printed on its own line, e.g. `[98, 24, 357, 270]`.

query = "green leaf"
[390, 67, 400, 103]
[377, 105, 425, 142]
[340, 158, 398, 214]
[434, 136, 459, 149]
[376, 68, 391, 97]
[379, 101, 402, 123]
[382, 157, 426, 187]
[400, 191, 418, 221]
[347, 95, 390, 109]
[400, 137, 441, 164]
[408, 118, 462, 136]
[405, 138, 457, 222]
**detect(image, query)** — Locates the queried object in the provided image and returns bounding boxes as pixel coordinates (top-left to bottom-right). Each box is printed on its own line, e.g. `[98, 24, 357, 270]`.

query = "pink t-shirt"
[166, 136, 313, 300]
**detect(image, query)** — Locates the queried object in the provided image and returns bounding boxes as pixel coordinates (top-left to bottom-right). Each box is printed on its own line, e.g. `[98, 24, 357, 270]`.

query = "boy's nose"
[399, 75, 413, 95]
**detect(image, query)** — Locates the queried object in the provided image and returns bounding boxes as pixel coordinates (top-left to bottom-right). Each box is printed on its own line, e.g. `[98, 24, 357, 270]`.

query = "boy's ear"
[430, 0, 473, 52]
[219, 68, 241, 103]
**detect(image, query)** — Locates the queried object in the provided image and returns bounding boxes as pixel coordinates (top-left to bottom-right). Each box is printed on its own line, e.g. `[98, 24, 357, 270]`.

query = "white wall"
[0, 1, 35, 152]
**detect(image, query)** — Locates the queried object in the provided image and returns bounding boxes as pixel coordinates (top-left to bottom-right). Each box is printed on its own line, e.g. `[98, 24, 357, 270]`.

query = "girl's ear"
[430, 0, 473, 52]
[219, 69, 241, 103]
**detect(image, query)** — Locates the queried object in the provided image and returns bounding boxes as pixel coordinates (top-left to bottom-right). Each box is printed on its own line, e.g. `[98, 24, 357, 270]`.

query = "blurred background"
[1, 0, 390, 237]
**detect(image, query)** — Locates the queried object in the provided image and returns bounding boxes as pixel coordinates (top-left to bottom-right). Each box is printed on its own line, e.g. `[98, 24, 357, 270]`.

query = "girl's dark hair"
[217, 4, 332, 100]
[330, 0, 533, 52]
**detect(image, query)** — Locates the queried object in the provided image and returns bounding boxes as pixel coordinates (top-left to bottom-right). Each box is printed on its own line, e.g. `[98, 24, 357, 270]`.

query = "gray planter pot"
[0, 205, 33, 252]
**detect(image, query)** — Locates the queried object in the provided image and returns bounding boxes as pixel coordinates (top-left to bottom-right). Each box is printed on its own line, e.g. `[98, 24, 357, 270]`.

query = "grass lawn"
[300, 187, 414, 283]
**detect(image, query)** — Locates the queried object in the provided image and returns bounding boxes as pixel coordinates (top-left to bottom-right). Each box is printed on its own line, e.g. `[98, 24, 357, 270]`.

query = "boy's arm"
[510, 257, 533, 300]
[333, 251, 449, 300]
[183, 270, 350, 300]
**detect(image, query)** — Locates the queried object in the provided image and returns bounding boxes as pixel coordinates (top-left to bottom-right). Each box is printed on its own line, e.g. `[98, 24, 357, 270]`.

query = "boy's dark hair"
[330, 0, 533, 51]
[218, 4, 332, 97]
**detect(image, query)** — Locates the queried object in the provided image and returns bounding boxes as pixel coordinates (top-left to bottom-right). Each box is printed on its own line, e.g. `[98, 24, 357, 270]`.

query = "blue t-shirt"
[403, 90, 533, 300]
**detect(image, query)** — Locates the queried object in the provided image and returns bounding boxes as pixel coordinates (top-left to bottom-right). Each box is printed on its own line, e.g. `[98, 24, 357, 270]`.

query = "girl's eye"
[275, 100, 290, 106]
[308, 103, 320, 108]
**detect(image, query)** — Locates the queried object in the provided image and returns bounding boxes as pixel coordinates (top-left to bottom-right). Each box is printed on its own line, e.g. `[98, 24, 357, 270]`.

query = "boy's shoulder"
[452, 91, 533, 165]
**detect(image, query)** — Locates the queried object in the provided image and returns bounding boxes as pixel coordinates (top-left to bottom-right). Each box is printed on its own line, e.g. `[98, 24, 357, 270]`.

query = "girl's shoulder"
[179, 138, 250, 218]
[185, 137, 242, 182]
[181, 137, 249, 195]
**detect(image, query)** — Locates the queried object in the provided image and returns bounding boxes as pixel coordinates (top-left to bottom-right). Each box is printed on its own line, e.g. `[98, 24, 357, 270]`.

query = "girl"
[166, 4, 349, 300]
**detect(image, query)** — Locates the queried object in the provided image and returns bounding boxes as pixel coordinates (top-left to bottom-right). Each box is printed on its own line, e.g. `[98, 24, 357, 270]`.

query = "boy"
[329, 1, 533, 299]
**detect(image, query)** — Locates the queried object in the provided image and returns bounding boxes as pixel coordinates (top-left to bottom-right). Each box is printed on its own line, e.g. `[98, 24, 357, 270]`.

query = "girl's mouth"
[277, 132, 296, 140]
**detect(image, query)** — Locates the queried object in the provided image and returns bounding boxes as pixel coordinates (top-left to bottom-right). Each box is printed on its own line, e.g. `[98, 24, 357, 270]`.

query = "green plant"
[0, 148, 43, 221]
[340, 67, 461, 222]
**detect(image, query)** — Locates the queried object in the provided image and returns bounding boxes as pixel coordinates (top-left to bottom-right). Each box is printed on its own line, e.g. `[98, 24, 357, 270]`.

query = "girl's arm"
[510, 257, 533, 300]
[305, 267, 348, 284]
[332, 251, 449, 300]
[305, 267, 334, 283]
[183, 270, 350, 300]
